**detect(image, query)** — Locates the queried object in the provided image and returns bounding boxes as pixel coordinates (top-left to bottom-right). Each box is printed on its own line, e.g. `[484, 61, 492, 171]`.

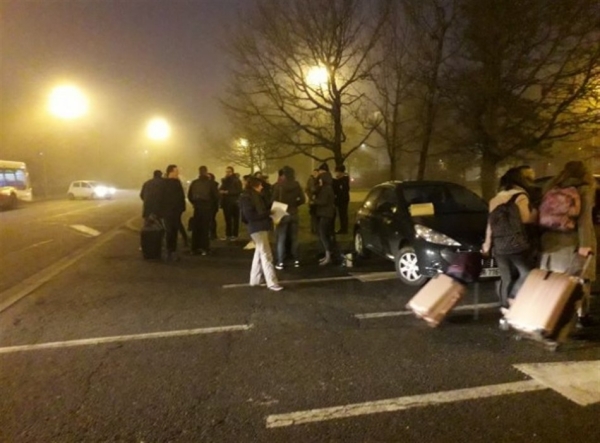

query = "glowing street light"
[48, 85, 89, 119]
[306, 65, 329, 88]
[239, 138, 249, 148]
[146, 117, 171, 141]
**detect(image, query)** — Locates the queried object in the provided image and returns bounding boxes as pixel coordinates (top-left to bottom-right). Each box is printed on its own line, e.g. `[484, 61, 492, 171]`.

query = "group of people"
[139, 162, 351, 291]
[483, 161, 596, 326]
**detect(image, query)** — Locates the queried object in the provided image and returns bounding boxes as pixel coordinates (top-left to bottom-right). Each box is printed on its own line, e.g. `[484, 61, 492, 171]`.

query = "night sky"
[1, 0, 252, 185]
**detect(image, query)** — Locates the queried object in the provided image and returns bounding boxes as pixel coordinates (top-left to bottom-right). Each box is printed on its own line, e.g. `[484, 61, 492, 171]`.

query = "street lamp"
[146, 117, 171, 141]
[48, 85, 88, 119]
[306, 65, 329, 88]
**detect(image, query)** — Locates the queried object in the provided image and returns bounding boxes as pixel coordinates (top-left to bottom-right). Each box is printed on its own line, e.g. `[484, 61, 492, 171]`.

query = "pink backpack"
[539, 186, 581, 231]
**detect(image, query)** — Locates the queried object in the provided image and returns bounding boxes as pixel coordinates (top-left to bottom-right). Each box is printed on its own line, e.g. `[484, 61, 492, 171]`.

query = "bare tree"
[447, 0, 600, 199]
[222, 0, 385, 167]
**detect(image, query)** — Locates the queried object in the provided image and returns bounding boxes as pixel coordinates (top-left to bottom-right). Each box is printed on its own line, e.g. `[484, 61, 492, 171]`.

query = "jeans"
[495, 252, 533, 308]
[163, 213, 182, 253]
[191, 202, 212, 252]
[318, 216, 334, 253]
[250, 231, 278, 287]
[222, 200, 240, 237]
[275, 213, 299, 263]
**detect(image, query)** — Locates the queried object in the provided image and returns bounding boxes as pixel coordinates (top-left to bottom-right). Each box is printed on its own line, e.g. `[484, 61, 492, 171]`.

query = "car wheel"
[9, 193, 18, 209]
[354, 229, 370, 258]
[68, 193, 75, 200]
[395, 246, 427, 286]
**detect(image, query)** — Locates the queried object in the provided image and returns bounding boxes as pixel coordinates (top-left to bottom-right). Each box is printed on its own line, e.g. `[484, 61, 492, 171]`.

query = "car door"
[356, 187, 383, 253]
[71, 182, 81, 197]
[81, 182, 93, 198]
[372, 186, 402, 258]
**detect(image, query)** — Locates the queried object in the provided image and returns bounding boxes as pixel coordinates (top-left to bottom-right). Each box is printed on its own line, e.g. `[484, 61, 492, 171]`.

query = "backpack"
[539, 186, 581, 232]
[489, 193, 529, 255]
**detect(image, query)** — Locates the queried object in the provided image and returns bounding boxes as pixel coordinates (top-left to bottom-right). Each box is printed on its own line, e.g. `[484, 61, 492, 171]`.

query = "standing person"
[539, 161, 596, 326]
[314, 163, 336, 265]
[208, 172, 219, 240]
[254, 171, 272, 202]
[333, 164, 350, 234]
[272, 166, 306, 269]
[219, 166, 242, 240]
[239, 176, 283, 291]
[305, 169, 319, 234]
[188, 166, 219, 255]
[161, 164, 186, 261]
[482, 168, 537, 310]
[140, 169, 164, 219]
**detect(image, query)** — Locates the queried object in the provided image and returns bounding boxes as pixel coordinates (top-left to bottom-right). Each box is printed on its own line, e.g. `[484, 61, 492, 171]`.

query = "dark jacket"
[219, 174, 242, 205]
[271, 167, 306, 215]
[188, 175, 219, 208]
[333, 174, 350, 205]
[313, 172, 336, 218]
[161, 178, 186, 216]
[140, 177, 164, 218]
[240, 189, 272, 234]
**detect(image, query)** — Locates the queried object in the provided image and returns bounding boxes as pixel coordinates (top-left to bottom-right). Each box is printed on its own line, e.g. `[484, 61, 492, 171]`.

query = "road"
[1, 194, 599, 442]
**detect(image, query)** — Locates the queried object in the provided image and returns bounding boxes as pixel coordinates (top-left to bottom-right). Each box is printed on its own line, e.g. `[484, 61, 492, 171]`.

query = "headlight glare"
[415, 224, 461, 246]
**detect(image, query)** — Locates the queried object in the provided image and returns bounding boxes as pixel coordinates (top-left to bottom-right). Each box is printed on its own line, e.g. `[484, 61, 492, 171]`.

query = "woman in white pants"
[239, 177, 283, 291]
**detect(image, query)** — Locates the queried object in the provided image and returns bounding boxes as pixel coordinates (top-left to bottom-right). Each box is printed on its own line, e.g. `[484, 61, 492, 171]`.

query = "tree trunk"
[480, 151, 498, 201]
[389, 153, 397, 180]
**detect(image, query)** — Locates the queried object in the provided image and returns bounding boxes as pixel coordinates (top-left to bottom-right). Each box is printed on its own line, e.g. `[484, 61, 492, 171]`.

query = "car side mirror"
[409, 203, 435, 217]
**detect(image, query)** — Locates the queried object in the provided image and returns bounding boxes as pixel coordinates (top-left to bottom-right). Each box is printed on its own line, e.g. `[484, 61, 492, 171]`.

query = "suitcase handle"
[579, 252, 594, 280]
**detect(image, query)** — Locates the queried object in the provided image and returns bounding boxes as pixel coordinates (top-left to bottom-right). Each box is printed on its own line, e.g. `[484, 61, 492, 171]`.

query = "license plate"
[480, 267, 500, 278]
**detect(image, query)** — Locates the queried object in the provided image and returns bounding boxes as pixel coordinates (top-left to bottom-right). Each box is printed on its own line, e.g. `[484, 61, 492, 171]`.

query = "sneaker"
[268, 284, 284, 292]
[293, 260, 300, 268]
[220, 237, 228, 241]
[229, 236, 239, 241]
[275, 262, 284, 270]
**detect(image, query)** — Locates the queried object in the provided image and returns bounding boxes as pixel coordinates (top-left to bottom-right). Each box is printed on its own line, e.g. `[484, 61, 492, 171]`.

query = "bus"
[0, 160, 33, 209]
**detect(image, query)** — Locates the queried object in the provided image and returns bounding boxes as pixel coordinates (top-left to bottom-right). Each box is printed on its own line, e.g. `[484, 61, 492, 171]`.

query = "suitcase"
[406, 274, 467, 327]
[503, 254, 592, 347]
[141, 216, 164, 260]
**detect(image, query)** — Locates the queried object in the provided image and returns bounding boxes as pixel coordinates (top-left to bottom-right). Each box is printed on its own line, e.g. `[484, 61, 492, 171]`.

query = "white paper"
[270, 201, 289, 224]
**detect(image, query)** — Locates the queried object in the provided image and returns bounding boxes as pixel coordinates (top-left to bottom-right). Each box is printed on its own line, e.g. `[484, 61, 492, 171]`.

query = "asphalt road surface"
[1, 193, 599, 442]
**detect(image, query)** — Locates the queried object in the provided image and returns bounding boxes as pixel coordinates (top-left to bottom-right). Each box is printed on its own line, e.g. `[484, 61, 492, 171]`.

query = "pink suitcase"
[406, 274, 467, 327]
[504, 255, 592, 345]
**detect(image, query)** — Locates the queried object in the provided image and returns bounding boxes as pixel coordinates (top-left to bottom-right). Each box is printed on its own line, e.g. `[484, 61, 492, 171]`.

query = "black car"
[354, 180, 499, 285]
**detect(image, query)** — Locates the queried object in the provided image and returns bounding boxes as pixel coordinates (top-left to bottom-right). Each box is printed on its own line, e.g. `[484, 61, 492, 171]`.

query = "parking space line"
[266, 379, 544, 428]
[0, 324, 254, 354]
[355, 302, 501, 320]
[223, 276, 356, 289]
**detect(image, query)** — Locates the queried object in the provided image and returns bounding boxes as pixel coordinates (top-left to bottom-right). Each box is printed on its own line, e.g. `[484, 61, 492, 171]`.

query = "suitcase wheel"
[544, 341, 559, 352]
[499, 318, 510, 331]
[514, 334, 523, 341]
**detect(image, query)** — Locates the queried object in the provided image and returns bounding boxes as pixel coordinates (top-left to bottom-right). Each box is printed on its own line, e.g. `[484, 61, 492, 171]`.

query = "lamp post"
[145, 117, 171, 172]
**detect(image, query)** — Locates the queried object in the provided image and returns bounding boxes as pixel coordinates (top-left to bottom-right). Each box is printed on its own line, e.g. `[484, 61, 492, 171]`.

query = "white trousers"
[250, 231, 278, 287]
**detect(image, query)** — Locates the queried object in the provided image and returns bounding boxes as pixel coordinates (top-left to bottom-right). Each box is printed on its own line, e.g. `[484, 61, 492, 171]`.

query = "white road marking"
[70, 224, 101, 237]
[350, 271, 397, 282]
[14, 239, 55, 254]
[0, 324, 253, 354]
[223, 275, 356, 289]
[515, 361, 600, 406]
[41, 203, 112, 221]
[355, 302, 501, 320]
[266, 360, 600, 428]
[266, 380, 545, 428]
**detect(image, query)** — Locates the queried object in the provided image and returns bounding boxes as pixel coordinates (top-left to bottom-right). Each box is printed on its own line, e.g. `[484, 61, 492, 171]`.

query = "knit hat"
[318, 162, 329, 172]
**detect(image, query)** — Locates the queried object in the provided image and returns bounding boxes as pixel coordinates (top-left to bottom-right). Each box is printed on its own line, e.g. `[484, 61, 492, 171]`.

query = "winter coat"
[140, 177, 164, 218]
[333, 174, 350, 205]
[188, 175, 219, 208]
[540, 178, 596, 281]
[219, 175, 242, 205]
[160, 178, 186, 217]
[313, 172, 336, 218]
[239, 189, 272, 234]
[271, 167, 306, 215]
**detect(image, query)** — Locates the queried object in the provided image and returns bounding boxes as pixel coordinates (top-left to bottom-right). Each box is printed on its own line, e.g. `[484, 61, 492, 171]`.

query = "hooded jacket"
[239, 188, 272, 234]
[313, 171, 336, 218]
[271, 167, 306, 215]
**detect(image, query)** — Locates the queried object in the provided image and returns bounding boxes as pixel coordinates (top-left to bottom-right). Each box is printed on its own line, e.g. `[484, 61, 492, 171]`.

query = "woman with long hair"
[539, 161, 596, 326]
[239, 176, 283, 291]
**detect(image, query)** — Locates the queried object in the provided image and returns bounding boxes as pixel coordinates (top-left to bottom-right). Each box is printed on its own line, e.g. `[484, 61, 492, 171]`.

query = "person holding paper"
[272, 166, 306, 269]
[239, 176, 283, 291]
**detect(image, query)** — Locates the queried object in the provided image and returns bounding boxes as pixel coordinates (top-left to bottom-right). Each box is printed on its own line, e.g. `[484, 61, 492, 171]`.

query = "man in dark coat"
[219, 166, 243, 240]
[208, 172, 219, 240]
[333, 164, 350, 234]
[161, 164, 186, 261]
[188, 166, 220, 255]
[140, 170, 164, 219]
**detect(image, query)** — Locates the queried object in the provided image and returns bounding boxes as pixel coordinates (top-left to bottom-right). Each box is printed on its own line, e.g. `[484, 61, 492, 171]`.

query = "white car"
[67, 180, 116, 200]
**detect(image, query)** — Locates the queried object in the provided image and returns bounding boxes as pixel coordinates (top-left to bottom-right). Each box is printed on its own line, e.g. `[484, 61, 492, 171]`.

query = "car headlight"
[94, 186, 108, 196]
[414, 224, 461, 246]
[108, 187, 116, 194]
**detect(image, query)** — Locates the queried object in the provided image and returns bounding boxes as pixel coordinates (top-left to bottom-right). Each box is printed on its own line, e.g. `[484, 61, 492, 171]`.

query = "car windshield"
[401, 183, 488, 215]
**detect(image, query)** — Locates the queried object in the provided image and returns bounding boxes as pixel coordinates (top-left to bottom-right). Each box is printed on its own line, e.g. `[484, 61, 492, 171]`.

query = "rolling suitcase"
[406, 274, 467, 327]
[502, 254, 592, 349]
[141, 215, 164, 260]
